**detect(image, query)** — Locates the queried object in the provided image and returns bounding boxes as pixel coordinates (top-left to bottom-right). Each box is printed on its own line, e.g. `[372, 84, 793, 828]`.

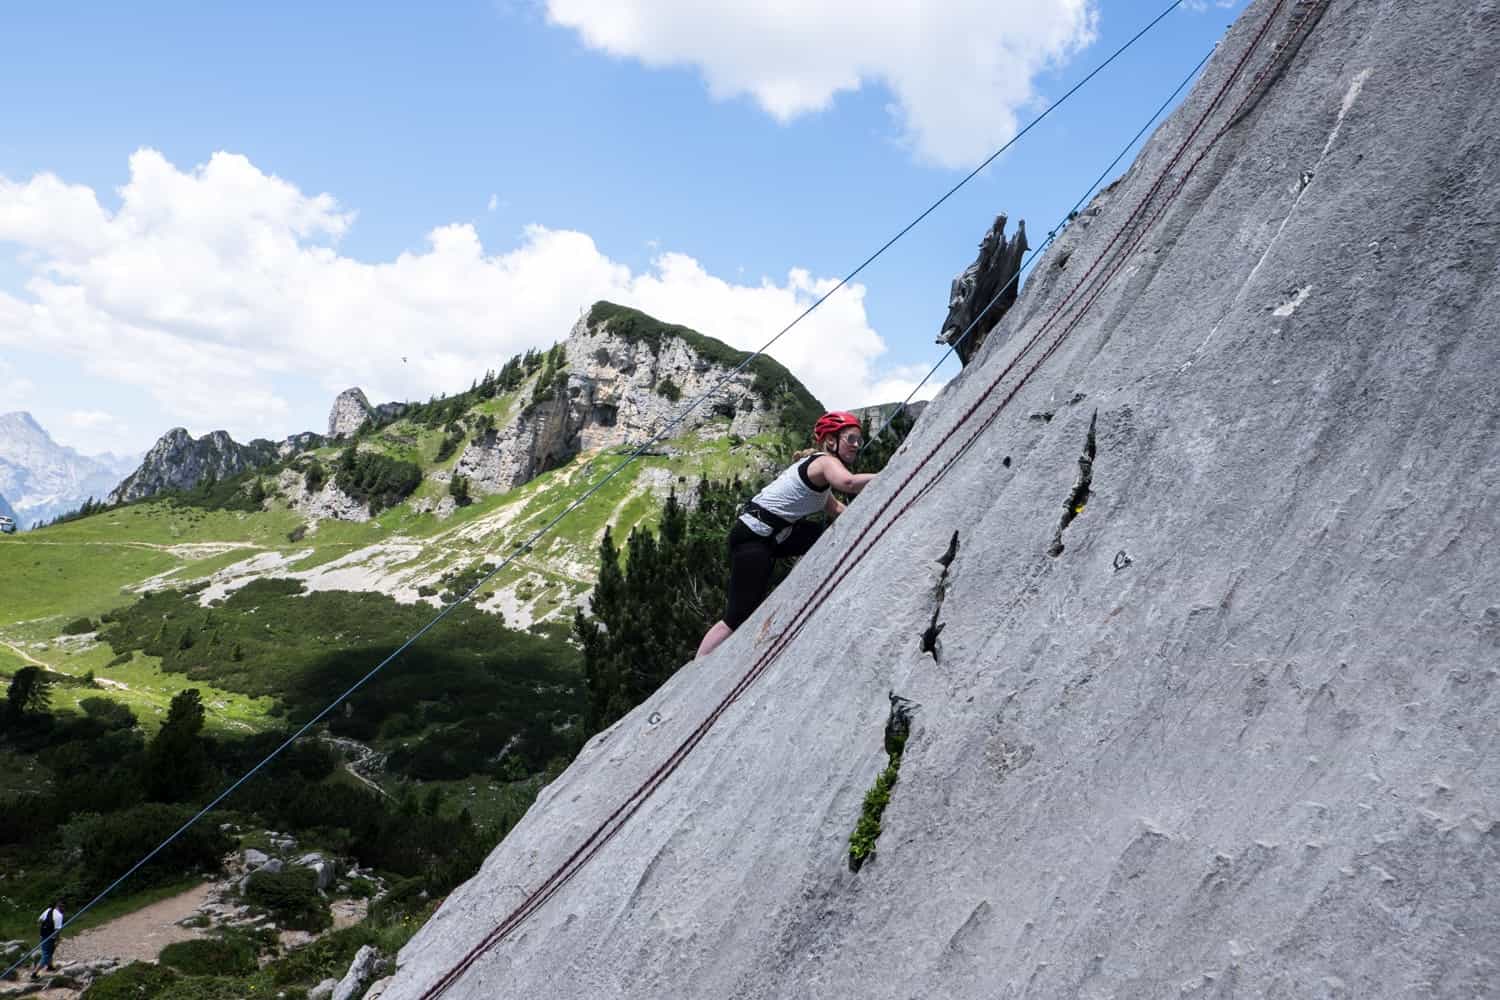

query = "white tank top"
[741, 456, 828, 538]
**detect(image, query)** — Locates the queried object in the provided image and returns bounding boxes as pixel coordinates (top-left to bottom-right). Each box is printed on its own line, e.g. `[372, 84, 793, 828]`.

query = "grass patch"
[0, 541, 179, 623]
[4, 639, 276, 736]
[847, 753, 902, 872]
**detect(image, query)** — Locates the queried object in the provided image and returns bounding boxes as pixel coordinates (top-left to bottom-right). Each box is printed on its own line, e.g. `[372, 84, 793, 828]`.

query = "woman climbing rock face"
[696, 411, 877, 659]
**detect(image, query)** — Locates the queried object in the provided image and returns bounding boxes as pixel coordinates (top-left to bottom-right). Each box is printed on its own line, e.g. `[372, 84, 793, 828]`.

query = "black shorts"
[722, 518, 824, 630]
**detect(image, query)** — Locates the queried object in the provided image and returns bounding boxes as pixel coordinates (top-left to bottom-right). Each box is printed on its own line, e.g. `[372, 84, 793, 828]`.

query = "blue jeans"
[36, 936, 55, 970]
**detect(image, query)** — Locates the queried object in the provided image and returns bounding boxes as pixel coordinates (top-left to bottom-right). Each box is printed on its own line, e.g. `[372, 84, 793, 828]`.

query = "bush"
[287, 524, 308, 543]
[158, 936, 258, 976]
[80, 961, 179, 998]
[61, 803, 231, 899]
[266, 924, 378, 986]
[655, 378, 682, 403]
[334, 451, 422, 515]
[61, 617, 96, 635]
[848, 752, 903, 872]
[79, 697, 137, 731]
[345, 876, 377, 899]
[449, 473, 472, 506]
[435, 433, 464, 463]
[244, 866, 332, 932]
[104, 651, 133, 668]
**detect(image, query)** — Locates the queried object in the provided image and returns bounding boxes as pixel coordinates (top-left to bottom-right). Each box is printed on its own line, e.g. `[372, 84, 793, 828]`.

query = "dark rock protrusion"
[1048, 411, 1098, 558]
[920, 621, 945, 661]
[937, 531, 960, 569]
[885, 692, 919, 756]
[921, 532, 960, 663]
[939, 214, 1029, 366]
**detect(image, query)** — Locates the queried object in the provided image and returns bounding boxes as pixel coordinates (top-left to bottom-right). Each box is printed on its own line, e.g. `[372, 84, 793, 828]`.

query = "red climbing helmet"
[813, 410, 861, 443]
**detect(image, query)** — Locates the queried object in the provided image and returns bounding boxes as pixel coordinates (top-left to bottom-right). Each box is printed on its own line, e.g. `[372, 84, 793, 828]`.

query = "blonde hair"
[791, 436, 841, 461]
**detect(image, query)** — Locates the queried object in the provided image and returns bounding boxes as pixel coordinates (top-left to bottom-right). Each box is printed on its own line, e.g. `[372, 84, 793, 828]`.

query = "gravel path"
[1, 882, 215, 997]
[58, 882, 215, 967]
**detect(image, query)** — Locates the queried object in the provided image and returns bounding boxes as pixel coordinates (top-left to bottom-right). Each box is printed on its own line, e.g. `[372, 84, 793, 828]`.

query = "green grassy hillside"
[0, 307, 813, 982]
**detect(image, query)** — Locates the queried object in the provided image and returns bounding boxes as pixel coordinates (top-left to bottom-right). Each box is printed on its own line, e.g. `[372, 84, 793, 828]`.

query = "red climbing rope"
[416, 3, 1324, 994]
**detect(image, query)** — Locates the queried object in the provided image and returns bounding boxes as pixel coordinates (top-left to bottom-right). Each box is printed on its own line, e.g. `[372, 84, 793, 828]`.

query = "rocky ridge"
[107, 429, 285, 505]
[452, 307, 804, 497]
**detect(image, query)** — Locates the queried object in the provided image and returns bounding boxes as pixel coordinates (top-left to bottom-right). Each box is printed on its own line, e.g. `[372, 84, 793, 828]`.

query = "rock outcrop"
[107, 428, 282, 504]
[850, 400, 929, 432]
[328, 388, 375, 438]
[938, 213, 1028, 366]
[275, 467, 371, 523]
[327, 389, 409, 439]
[278, 431, 326, 458]
[454, 305, 819, 496]
[382, 1, 1500, 997]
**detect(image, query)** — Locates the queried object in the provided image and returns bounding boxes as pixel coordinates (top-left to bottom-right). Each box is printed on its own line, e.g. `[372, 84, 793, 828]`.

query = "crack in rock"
[920, 532, 961, 663]
[1048, 411, 1098, 558]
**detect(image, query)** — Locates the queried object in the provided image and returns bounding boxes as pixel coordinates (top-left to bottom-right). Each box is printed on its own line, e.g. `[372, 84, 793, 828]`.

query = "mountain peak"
[0, 412, 129, 528]
[0, 410, 48, 437]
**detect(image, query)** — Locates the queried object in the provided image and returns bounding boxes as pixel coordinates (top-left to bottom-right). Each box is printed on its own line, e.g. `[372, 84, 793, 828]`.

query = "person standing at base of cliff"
[32, 901, 63, 977]
[697, 411, 876, 659]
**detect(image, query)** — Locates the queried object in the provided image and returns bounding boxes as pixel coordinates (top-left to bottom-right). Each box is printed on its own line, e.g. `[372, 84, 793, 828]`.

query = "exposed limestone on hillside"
[328, 388, 376, 439]
[274, 467, 371, 523]
[453, 305, 818, 496]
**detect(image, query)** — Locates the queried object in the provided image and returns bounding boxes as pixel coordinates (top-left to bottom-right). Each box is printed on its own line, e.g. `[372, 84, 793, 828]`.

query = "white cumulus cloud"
[543, 0, 1098, 167]
[0, 150, 927, 448]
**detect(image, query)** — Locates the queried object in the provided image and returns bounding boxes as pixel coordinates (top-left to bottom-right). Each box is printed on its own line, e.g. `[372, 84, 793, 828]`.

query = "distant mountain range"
[0, 412, 140, 528]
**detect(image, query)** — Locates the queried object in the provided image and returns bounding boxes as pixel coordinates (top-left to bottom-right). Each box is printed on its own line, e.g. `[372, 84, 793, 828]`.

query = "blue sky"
[0, 0, 1246, 456]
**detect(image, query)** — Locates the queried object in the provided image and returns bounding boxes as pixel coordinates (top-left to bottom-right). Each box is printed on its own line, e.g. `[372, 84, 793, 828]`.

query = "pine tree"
[5, 666, 53, 719]
[145, 689, 211, 802]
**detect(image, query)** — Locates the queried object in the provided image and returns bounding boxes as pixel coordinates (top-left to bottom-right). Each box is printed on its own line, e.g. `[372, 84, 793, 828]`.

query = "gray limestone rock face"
[381, 2, 1500, 997]
[454, 314, 782, 497]
[297, 852, 338, 890]
[276, 468, 370, 523]
[329, 388, 376, 439]
[333, 945, 384, 1000]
